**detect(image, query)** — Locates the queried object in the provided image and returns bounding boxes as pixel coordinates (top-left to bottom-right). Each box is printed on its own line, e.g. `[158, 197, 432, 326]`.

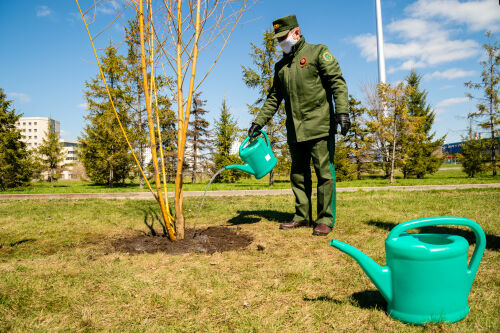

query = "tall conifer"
[79, 45, 133, 187]
[0, 89, 33, 190]
[37, 120, 64, 185]
[213, 98, 241, 183]
[186, 92, 211, 183]
[403, 70, 444, 178]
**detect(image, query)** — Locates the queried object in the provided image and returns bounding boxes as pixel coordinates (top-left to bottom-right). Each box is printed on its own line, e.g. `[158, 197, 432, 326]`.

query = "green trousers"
[289, 136, 336, 227]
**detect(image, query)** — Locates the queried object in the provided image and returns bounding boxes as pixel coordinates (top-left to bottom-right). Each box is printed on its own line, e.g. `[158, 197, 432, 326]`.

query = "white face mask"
[279, 33, 298, 54]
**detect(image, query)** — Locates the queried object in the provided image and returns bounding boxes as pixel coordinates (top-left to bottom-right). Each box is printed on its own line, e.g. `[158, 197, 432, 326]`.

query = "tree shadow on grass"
[227, 210, 293, 225]
[366, 220, 500, 251]
[140, 208, 168, 237]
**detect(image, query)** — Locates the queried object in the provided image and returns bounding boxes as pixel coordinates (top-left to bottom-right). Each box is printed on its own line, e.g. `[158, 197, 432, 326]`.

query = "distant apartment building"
[15, 117, 81, 180]
[16, 117, 60, 149]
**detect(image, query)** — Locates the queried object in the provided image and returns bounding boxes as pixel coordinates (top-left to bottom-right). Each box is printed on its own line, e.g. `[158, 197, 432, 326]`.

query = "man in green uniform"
[248, 14, 350, 236]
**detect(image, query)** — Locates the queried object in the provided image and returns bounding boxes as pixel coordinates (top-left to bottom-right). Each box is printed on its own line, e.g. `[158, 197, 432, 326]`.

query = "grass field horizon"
[1, 188, 498, 331]
[1, 168, 499, 195]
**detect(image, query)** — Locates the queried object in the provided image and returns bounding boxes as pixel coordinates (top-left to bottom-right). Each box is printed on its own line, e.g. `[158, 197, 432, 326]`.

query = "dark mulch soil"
[112, 226, 253, 255]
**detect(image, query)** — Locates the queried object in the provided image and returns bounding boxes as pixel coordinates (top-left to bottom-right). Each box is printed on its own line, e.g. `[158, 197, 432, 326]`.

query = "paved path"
[0, 183, 498, 200]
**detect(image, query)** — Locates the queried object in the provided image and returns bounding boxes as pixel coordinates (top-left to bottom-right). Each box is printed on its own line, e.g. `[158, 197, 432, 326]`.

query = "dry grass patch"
[0, 189, 498, 331]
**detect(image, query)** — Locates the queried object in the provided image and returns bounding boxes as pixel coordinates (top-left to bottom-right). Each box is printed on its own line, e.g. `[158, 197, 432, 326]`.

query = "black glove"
[248, 122, 262, 138]
[335, 113, 351, 136]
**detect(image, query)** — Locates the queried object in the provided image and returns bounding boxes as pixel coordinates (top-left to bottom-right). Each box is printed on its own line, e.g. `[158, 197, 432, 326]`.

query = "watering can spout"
[330, 239, 392, 303]
[225, 163, 255, 176]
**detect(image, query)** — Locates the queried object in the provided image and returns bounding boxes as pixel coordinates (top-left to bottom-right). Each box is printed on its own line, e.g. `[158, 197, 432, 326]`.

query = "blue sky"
[1, 0, 499, 144]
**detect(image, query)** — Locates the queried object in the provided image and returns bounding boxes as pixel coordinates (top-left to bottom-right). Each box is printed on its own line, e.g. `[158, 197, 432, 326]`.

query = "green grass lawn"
[1, 189, 499, 331]
[1, 168, 499, 194]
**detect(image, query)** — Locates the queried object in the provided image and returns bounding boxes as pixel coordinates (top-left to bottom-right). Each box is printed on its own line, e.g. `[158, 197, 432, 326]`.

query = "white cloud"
[407, 0, 500, 32]
[36, 5, 52, 17]
[427, 68, 477, 80]
[352, 34, 377, 61]
[351, 1, 485, 74]
[77, 103, 88, 109]
[97, 0, 120, 15]
[353, 31, 479, 71]
[436, 97, 469, 108]
[7, 92, 31, 103]
[387, 18, 446, 40]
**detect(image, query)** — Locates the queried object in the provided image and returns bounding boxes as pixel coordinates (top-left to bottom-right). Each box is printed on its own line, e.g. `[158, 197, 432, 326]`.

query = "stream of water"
[194, 168, 226, 236]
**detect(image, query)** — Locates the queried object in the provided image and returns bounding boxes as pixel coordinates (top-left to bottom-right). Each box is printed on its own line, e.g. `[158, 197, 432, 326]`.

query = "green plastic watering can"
[225, 129, 277, 179]
[330, 216, 486, 325]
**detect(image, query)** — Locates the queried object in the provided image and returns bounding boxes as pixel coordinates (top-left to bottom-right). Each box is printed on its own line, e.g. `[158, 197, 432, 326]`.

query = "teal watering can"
[225, 129, 277, 179]
[330, 216, 486, 325]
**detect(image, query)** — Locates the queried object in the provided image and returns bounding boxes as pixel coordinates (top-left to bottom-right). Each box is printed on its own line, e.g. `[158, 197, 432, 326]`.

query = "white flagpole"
[375, 0, 386, 84]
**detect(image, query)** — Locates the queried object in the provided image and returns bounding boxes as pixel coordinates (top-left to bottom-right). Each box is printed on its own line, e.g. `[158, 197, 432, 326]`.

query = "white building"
[16, 117, 81, 180]
[16, 117, 60, 149]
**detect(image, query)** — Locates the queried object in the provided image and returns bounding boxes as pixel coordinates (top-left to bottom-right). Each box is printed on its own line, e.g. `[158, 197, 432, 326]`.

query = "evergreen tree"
[242, 28, 287, 186]
[79, 45, 134, 187]
[0, 89, 33, 190]
[347, 95, 373, 179]
[213, 98, 241, 183]
[403, 70, 444, 178]
[186, 92, 211, 183]
[153, 78, 177, 183]
[125, 18, 148, 188]
[37, 120, 64, 185]
[334, 137, 355, 181]
[459, 125, 489, 177]
[465, 31, 499, 176]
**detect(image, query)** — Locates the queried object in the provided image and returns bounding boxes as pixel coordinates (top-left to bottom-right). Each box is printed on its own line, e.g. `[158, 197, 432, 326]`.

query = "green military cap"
[272, 14, 298, 39]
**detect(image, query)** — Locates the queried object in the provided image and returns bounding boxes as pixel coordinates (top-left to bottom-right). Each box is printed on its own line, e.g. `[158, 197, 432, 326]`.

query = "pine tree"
[347, 95, 373, 179]
[153, 78, 177, 183]
[334, 137, 355, 181]
[79, 45, 134, 187]
[125, 17, 148, 188]
[0, 89, 33, 190]
[403, 70, 444, 178]
[459, 124, 489, 177]
[37, 120, 64, 185]
[186, 92, 211, 183]
[242, 28, 287, 186]
[213, 98, 241, 183]
[465, 31, 499, 176]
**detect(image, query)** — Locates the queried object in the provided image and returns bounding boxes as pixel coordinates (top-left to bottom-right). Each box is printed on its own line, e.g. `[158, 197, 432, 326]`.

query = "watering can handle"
[239, 130, 271, 155]
[388, 216, 486, 277]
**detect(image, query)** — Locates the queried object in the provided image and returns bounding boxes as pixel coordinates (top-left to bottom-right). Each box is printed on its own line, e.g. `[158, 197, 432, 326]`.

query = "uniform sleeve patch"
[322, 52, 333, 62]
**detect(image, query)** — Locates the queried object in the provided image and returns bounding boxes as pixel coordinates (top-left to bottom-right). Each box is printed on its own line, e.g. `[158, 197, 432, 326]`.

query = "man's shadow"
[227, 210, 293, 225]
[367, 219, 500, 251]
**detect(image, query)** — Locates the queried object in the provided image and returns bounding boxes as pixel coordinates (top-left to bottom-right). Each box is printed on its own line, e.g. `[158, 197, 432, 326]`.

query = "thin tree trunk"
[138, 76, 144, 189]
[138, 0, 175, 241]
[356, 156, 362, 180]
[109, 166, 113, 188]
[390, 119, 397, 184]
[192, 141, 198, 184]
[174, 0, 201, 240]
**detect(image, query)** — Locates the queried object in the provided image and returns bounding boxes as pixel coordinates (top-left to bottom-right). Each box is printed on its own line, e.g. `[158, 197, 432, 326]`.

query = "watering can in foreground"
[330, 216, 486, 325]
[225, 129, 277, 179]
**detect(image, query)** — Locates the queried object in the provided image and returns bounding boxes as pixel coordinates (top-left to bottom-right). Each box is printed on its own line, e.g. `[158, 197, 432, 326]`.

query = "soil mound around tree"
[112, 226, 253, 255]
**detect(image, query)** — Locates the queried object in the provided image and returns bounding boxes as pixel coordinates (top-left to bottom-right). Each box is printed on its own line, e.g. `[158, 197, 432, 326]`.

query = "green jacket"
[254, 36, 348, 143]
